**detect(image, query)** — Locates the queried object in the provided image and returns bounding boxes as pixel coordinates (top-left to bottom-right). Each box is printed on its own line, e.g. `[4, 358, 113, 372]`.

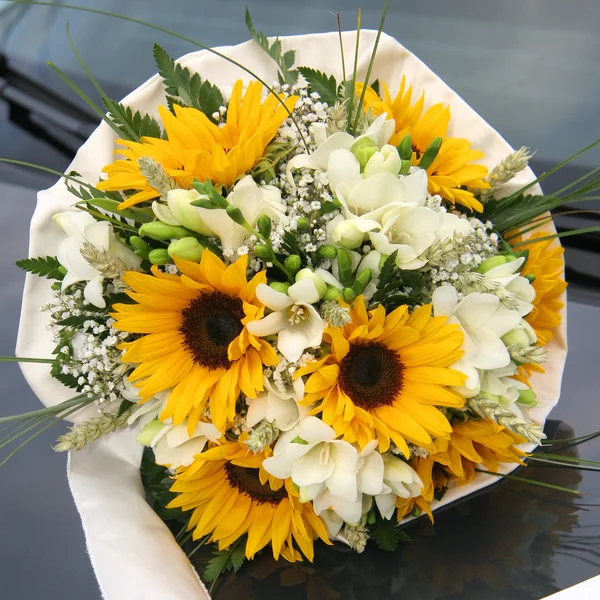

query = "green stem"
[186, 534, 211, 559]
[0, 357, 55, 364]
[474, 468, 585, 496]
[0, 403, 84, 468]
[510, 226, 600, 248]
[0, 158, 99, 192]
[0, 394, 91, 424]
[346, 8, 362, 133]
[76, 205, 138, 232]
[336, 13, 346, 83]
[554, 165, 600, 198]
[351, 0, 390, 134]
[8, 0, 309, 151]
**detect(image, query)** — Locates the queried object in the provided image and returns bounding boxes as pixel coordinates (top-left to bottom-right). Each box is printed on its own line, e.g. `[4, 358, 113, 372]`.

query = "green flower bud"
[319, 200, 340, 215]
[367, 510, 377, 525]
[505, 255, 517, 263]
[190, 198, 218, 209]
[168, 237, 204, 262]
[517, 389, 537, 407]
[51, 281, 62, 291]
[136, 419, 164, 446]
[336, 248, 354, 287]
[351, 137, 378, 169]
[400, 159, 412, 175]
[257, 214, 272, 239]
[352, 268, 372, 295]
[129, 236, 150, 252]
[316, 244, 337, 259]
[226, 205, 247, 226]
[476, 255, 509, 274]
[297, 217, 310, 232]
[58, 265, 68, 276]
[418, 136, 442, 170]
[343, 287, 356, 303]
[397, 134, 413, 161]
[525, 274, 536, 283]
[139, 221, 190, 241]
[295, 268, 327, 298]
[284, 254, 302, 275]
[323, 286, 343, 301]
[255, 244, 274, 261]
[148, 249, 171, 265]
[270, 281, 290, 294]
[501, 328, 531, 347]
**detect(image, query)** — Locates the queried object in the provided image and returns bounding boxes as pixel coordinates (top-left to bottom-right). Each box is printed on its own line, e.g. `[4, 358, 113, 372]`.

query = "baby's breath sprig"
[54, 403, 134, 452]
[468, 396, 546, 445]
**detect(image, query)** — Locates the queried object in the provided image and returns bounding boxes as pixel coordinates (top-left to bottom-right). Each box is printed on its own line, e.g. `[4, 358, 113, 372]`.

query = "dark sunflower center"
[179, 291, 244, 370]
[338, 342, 403, 410]
[224, 463, 286, 505]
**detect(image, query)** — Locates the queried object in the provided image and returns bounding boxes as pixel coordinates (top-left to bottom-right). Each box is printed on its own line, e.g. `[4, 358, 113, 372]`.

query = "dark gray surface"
[0, 1, 599, 599]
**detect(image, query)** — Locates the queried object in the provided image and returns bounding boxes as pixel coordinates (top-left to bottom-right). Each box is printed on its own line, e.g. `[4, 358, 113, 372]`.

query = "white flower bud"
[363, 144, 402, 178]
[166, 189, 215, 236]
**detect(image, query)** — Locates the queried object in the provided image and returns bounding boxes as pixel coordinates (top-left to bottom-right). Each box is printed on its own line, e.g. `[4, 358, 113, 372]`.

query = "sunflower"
[296, 297, 466, 457]
[111, 251, 278, 432]
[431, 420, 526, 485]
[516, 231, 567, 345]
[168, 440, 331, 561]
[97, 80, 298, 209]
[396, 420, 526, 520]
[356, 77, 489, 212]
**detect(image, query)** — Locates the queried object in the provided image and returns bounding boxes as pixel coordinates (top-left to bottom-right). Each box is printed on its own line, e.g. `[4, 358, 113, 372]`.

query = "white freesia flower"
[289, 114, 395, 178]
[150, 421, 221, 468]
[476, 256, 535, 315]
[246, 280, 325, 362]
[326, 214, 381, 249]
[432, 286, 523, 397]
[246, 376, 305, 431]
[54, 211, 141, 308]
[369, 205, 470, 270]
[262, 417, 360, 506]
[375, 454, 423, 519]
[128, 392, 221, 469]
[163, 176, 287, 255]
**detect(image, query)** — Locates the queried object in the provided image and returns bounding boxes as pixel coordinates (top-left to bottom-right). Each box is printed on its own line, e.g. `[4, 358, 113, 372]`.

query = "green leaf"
[117, 400, 135, 418]
[153, 43, 224, 122]
[370, 251, 426, 311]
[370, 516, 411, 552]
[229, 541, 246, 572]
[101, 99, 162, 140]
[203, 549, 233, 583]
[16, 257, 65, 281]
[297, 67, 338, 106]
[370, 79, 381, 96]
[245, 8, 298, 85]
[57, 315, 92, 328]
[82, 198, 154, 224]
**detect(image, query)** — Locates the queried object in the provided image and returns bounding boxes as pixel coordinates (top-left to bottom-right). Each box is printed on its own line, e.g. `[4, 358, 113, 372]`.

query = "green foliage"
[203, 537, 246, 583]
[369, 516, 411, 552]
[370, 252, 426, 311]
[117, 400, 135, 418]
[140, 447, 187, 524]
[16, 256, 65, 281]
[80, 198, 154, 225]
[245, 8, 298, 85]
[153, 44, 224, 122]
[297, 67, 338, 106]
[370, 78, 381, 96]
[102, 98, 162, 140]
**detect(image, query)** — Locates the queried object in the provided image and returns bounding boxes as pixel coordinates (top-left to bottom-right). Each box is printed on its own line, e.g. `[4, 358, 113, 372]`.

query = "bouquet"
[4, 3, 597, 598]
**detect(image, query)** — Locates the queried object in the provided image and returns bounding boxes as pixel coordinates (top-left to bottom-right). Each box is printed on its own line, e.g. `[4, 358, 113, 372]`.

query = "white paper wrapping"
[15, 30, 567, 600]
